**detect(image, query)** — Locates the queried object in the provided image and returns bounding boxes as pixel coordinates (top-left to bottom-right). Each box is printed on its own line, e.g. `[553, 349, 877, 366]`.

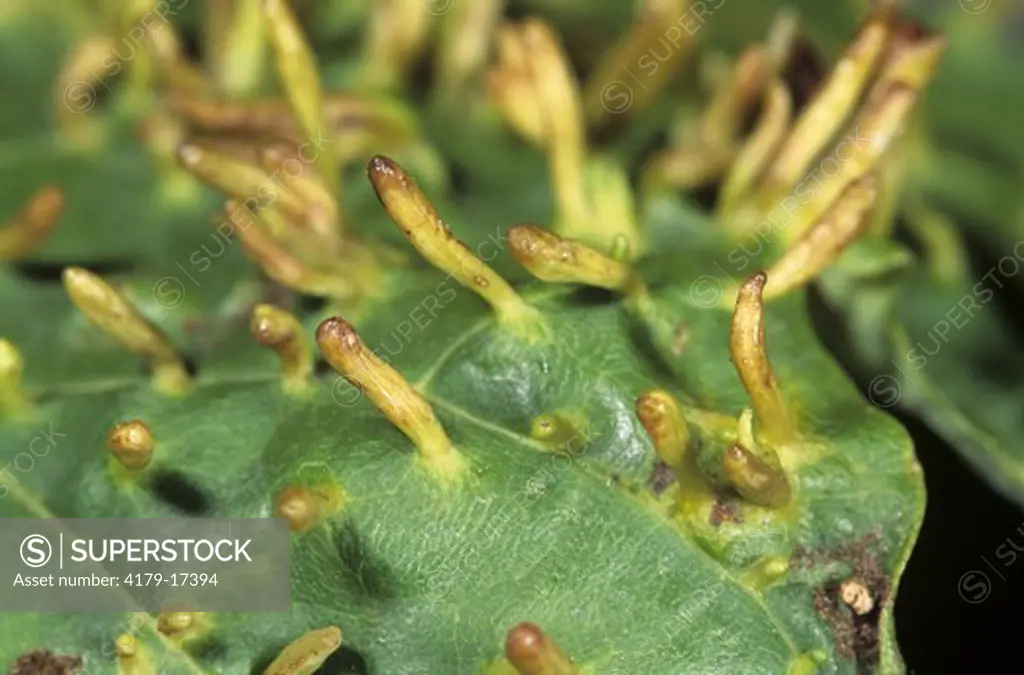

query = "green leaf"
[1, 197, 925, 675]
[0, 2, 933, 673]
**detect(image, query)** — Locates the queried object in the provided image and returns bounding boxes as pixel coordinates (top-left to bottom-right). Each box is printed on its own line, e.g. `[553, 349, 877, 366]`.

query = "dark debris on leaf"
[709, 492, 743, 527]
[9, 650, 82, 675]
[647, 461, 676, 495]
[796, 533, 888, 673]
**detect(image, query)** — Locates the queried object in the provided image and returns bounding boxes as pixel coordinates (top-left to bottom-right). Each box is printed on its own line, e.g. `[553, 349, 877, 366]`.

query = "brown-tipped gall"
[765, 6, 894, 191]
[722, 444, 792, 508]
[259, 144, 341, 248]
[264, 626, 343, 675]
[636, 390, 690, 470]
[222, 201, 353, 300]
[107, 420, 155, 471]
[61, 268, 190, 395]
[167, 92, 418, 162]
[367, 156, 539, 330]
[870, 22, 947, 98]
[780, 30, 945, 245]
[176, 144, 308, 221]
[165, 94, 296, 136]
[251, 304, 312, 394]
[0, 186, 64, 260]
[729, 273, 793, 446]
[507, 224, 640, 294]
[763, 173, 878, 300]
[315, 317, 465, 482]
[504, 623, 580, 675]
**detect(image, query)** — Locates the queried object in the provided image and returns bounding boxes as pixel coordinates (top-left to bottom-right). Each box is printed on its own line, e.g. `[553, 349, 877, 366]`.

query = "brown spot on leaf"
[795, 533, 888, 674]
[709, 492, 743, 527]
[647, 461, 676, 495]
[814, 587, 857, 660]
[9, 650, 82, 675]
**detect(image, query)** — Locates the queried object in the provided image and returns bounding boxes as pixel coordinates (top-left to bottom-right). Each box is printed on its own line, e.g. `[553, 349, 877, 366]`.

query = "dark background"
[894, 416, 1023, 674]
